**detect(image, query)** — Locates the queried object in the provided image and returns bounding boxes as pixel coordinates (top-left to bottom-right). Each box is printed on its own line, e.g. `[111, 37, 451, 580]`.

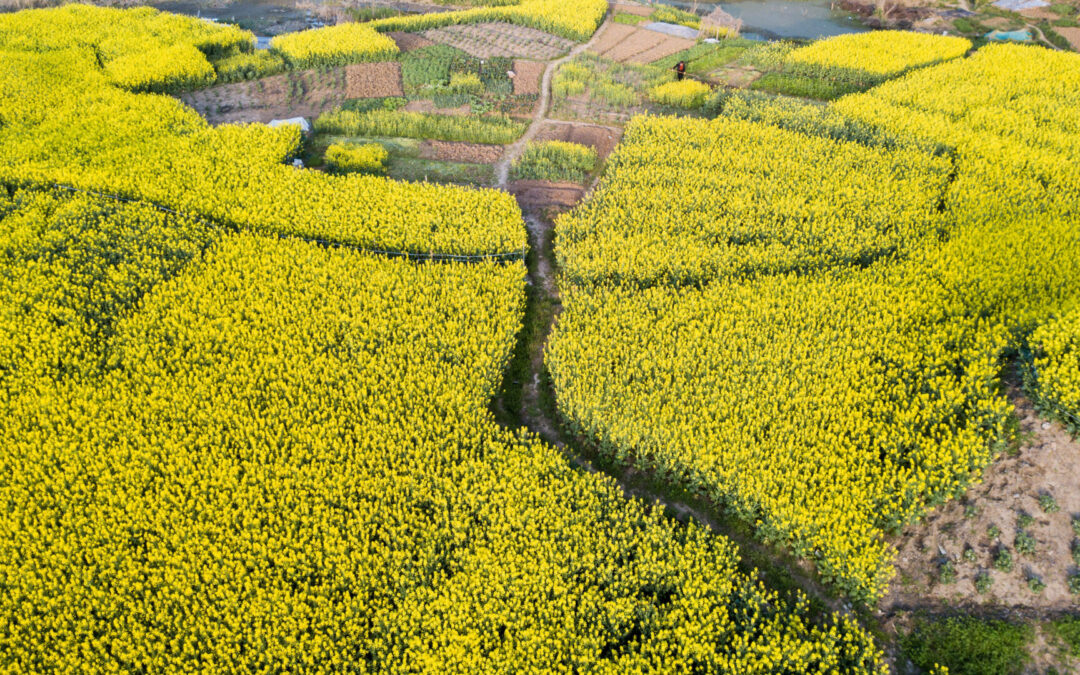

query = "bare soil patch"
[508, 180, 585, 212]
[1058, 26, 1080, 51]
[419, 140, 504, 164]
[345, 62, 404, 99]
[715, 66, 762, 88]
[613, 2, 654, 16]
[884, 381, 1080, 616]
[590, 22, 694, 64]
[532, 121, 623, 162]
[513, 59, 545, 96]
[627, 35, 696, 65]
[388, 30, 436, 52]
[179, 63, 402, 125]
[402, 100, 472, 116]
[422, 22, 576, 60]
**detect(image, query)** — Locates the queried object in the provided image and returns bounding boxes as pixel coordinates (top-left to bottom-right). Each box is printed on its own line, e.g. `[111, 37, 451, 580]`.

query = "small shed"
[699, 7, 742, 39]
[268, 117, 312, 135]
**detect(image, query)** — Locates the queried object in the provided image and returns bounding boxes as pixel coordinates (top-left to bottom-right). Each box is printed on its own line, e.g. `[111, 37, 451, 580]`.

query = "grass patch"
[613, 12, 649, 25]
[401, 44, 513, 97]
[387, 157, 495, 186]
[1050, 616, 1080, 657]
[749, 72, 867, 101]
[510, 141, 597, 183]
[654, 41, 751, 73]
[901, 616, 1033, 675]
[314, 109, 527, 145]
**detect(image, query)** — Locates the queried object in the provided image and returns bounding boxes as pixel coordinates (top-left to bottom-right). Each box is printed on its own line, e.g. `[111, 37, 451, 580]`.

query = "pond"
[655, 0, 869, 41]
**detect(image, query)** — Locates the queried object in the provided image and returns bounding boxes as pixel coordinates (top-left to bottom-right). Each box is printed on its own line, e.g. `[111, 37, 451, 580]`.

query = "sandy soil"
[180, 63, 402, 125]
[884, 381, 1080, 615]
[418, 140, 504, 164]
[589, 22, 694, 64]
[513, 59, 545, 96]
[532, 121, 623, 162]
[422, 22, 576, 60]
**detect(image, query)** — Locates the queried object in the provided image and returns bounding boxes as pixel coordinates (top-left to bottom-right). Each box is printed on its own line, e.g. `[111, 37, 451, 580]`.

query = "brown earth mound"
[388, 31, 436, 52]
[419, 140, 504, 164]
[508, 179, 586, 211]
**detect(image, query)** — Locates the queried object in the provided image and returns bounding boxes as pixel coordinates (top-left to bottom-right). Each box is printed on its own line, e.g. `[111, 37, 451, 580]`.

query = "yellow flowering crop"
[369, 0, 608, 42]
[557, 115, 952, 287]
[325, 141, 390, 174]
[105, 42, 216, 93]
[0, 13, 526, 257]
[551, 45, 1080, 603]
[0, 207, 884, 670]
[785, 30, 971, 83]
[1031, 310, 1080, 436]
[648, 79, 712, 109]
[270, 22, 399, 69]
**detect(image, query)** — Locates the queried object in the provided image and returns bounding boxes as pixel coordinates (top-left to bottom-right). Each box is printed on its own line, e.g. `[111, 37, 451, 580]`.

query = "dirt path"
[495, 3, 615, 188]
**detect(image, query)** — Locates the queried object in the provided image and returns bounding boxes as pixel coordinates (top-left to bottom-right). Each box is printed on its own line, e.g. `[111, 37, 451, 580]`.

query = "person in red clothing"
[674, 61, 687, 81]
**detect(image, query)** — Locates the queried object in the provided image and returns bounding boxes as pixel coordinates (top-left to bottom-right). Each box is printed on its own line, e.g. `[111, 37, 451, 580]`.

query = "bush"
[510, 141, 597, 182]
[901, 617, 1033, 675]
[648, 79, 711, 108]
[324, 142, 389, 175]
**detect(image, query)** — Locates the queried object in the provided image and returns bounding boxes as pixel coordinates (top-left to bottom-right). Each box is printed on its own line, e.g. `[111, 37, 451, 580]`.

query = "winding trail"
[495, 4, 615, 188]
[490, 4, 855, 629]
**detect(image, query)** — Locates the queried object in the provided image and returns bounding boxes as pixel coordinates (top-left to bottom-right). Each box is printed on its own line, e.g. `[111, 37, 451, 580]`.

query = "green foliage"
[1069, 573, 1080, 595]
[341, 97, 408, 114]
[750, 72, 867, 101]
[994, 548, 1014, 572]
[1026, 573, 1046, 593]
[1017, 512, 1035, 529]
[1051, 616, 1080, 655]
[324, 142, 389, 175]
[1039, 493, 1059, 513]
[940, 560, 958, 584]
[552, 54, 675, 109]
[901, 617, 1033, 675]
[738, 40, 798, 71]
[510, 141, 598, 183]
[1015, 530, 1036, 556]
[401, 44, 461, 93]
[975, 571, 993, 593]
[988, 524, 1001, 540]
[314, 109, 527, 145]
[654, 42, 749, 73]
[962, 547, 977, 563]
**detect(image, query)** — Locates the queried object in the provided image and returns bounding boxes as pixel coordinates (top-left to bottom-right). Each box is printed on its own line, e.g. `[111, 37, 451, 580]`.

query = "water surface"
[656, 0, 869, 40]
